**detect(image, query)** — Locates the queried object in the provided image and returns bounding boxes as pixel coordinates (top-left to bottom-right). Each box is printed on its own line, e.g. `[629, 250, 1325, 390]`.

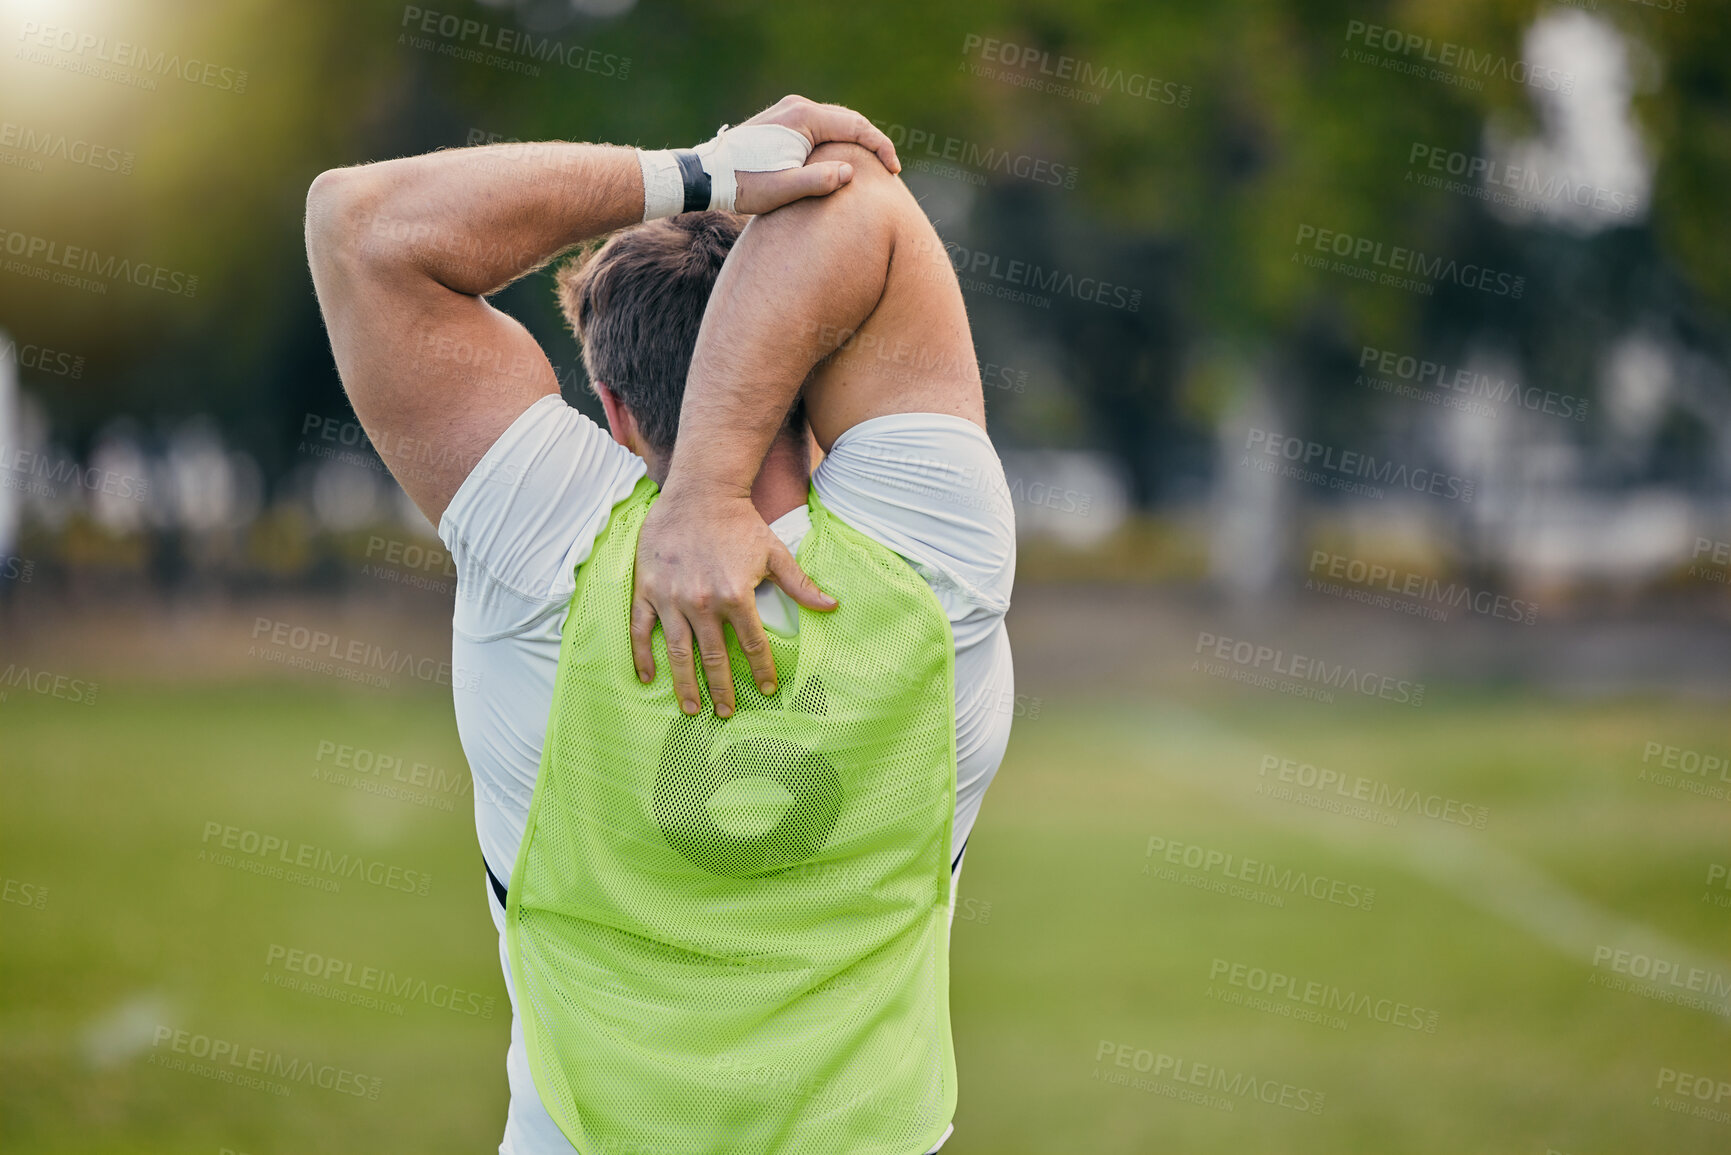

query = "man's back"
[508, 475, 963, 1154]
[438, 398, 1014, 1152]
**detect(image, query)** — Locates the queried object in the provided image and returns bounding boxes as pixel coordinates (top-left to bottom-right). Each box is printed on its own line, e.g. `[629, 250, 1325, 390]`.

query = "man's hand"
[632, 486, 837, 718]
[305, 95, 899, 528]
[625, 104, 899, 718]
[728, 95, 902, 216]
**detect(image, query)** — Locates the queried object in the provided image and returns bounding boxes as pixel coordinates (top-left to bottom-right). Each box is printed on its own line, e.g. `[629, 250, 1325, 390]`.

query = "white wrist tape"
[692, 123, 811, 213]
[637, 147, 687, 221]
[636, 123, 812, 220]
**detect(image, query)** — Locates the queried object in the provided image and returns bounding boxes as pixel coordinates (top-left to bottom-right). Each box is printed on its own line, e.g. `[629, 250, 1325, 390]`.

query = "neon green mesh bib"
[507, 477, 958, 1155]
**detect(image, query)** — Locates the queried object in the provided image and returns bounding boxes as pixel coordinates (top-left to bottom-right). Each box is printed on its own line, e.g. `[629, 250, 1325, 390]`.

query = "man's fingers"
[693, 618, 736, 717]
[660, 611, 704, 716]
[767, 546, 838, 612]
[771, 162, 854, 208]
[761, 95, 900, 173]
[812, 104, 901, 173]
[727, 603, 781, 698]
[630, 596, 658, 683]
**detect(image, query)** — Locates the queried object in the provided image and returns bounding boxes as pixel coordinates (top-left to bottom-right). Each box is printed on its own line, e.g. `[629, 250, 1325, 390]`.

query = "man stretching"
[305, 95, 1015, 1155]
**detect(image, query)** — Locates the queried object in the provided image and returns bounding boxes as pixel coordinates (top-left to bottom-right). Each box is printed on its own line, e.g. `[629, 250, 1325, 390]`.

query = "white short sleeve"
[811, 412, 1017, 650]
[437, 394, 647, 641]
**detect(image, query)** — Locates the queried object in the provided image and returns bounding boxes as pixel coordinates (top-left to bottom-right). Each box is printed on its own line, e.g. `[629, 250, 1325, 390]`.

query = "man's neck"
[747, 432, 812, 526]
[648, 427, 811, 525]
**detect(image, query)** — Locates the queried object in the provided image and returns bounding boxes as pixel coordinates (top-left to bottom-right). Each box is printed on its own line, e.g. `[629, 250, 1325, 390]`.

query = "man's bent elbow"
[764, 141, 904, 239]
[304, 167, 377, 267]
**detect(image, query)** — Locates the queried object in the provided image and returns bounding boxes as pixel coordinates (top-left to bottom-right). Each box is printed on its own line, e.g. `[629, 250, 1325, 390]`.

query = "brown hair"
[555, 211, 745, 455]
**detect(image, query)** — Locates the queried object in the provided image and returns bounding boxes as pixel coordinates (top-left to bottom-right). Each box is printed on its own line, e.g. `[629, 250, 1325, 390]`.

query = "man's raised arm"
[632, 140, 987, 713]
[304, 98, 901, 526]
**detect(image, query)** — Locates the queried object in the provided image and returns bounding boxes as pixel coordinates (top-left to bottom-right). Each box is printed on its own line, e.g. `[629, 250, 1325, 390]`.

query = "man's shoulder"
[813, 413, 1015, 621]
[439, 395, 647, 636]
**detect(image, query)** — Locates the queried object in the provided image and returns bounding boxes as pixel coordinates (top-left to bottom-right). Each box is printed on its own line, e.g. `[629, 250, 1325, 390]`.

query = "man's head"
[556, 211, 802, 482]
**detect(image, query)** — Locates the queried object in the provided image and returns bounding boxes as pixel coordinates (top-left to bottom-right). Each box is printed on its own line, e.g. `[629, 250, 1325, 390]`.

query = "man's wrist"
[636, 148, 691, 221]
[672, 152, 711, 212]
[636, 123, 810, 220]
[657, 472, 756, 504]
[636, 143, 726, 220]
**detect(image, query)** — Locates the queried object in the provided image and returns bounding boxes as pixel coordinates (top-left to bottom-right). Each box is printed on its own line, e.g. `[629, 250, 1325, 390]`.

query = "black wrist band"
[674, 150, 710, 214]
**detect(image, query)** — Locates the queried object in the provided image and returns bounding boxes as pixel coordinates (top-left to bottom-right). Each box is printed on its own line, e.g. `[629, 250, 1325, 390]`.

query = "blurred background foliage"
[6, 0, 1728, 508]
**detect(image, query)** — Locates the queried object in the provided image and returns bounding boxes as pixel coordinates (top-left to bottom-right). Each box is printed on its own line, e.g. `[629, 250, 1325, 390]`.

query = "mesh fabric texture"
[507, 477, 958, 1155]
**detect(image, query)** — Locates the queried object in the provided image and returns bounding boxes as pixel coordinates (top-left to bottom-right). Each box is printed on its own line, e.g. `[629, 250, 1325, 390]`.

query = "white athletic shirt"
[436, 395, 1017, 1155]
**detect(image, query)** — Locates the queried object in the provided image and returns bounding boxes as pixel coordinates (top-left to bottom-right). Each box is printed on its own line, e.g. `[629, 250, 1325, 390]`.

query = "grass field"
[3, 671, 1729, 1153]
